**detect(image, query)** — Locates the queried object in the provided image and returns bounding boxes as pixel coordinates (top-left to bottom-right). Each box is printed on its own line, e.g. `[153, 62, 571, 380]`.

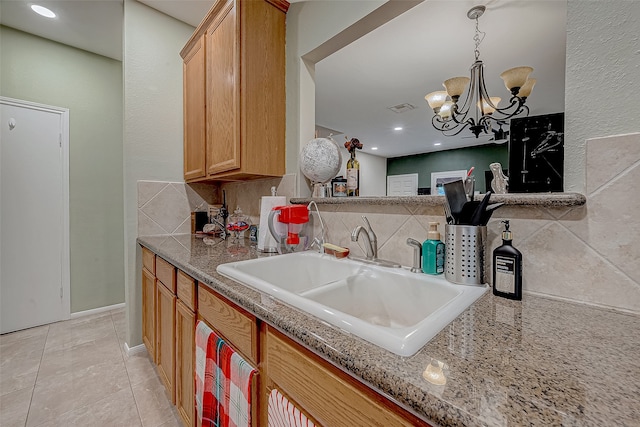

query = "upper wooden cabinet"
[181, 0, 289, 182]
[182, 37, 206, 181]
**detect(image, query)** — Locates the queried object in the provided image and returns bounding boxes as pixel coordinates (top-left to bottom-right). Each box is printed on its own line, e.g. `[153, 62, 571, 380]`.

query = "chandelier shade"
[443, 77, 470, 99]
[425, 91, 448, 110]
[425, 5, 535, 138]
[518, 78, 536, 98]
[500, 66, 534, 93]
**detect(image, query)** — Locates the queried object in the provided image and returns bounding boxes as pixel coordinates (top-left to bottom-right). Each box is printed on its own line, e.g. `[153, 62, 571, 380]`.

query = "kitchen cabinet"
[138, 249, 199, 426]
[182, 36, 206, 181]
[141, 248, 156, 362]
[175, 270, 197, 427]
[198, 283, 260, 426]
[263, 326, 431, 427]
[180, 0, 289, 182]
[156, 257, 177, 404]
[141, 245, 429, 426]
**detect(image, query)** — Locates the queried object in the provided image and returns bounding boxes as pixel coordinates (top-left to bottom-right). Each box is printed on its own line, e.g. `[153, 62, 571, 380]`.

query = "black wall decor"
[508, 112, 564, 193]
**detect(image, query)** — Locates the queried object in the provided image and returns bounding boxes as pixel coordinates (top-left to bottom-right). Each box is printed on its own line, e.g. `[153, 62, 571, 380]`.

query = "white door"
[387, 173, 419, 196]
[1, 97, 70, 333]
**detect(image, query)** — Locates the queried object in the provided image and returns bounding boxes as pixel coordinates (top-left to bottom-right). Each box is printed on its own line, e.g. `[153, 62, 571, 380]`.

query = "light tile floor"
[0, 308, 182, 427]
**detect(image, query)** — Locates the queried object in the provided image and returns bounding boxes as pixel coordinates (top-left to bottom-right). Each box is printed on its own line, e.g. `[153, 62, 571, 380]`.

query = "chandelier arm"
[428, 5, 531, 138]
[449, 106, 475, 127]
[492, 97, 529, 119]
[454, 61, 481, 120]
[431, 114, 473, 136]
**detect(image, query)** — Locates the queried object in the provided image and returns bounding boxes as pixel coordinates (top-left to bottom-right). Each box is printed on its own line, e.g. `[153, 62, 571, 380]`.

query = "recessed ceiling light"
[31, 5, 56, 18]
[371, 147, 378, 150]
[394, 127, 403, 131]
[434, 142, 442, 146]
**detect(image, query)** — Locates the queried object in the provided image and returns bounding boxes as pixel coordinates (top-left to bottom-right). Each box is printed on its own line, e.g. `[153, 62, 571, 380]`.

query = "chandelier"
[425, 5, 536, 138]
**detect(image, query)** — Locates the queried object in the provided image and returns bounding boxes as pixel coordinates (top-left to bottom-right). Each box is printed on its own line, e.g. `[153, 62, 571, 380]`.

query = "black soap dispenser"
[493, 220, 522, 300]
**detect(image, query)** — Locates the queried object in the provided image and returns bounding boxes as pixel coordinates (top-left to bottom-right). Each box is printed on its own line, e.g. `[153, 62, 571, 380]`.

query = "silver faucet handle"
[406, 238, 423, 273]
[310, 237, 324, 253]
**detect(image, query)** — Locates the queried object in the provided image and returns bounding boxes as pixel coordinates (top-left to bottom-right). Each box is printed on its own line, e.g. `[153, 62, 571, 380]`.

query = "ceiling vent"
[388, 103, 417, 114]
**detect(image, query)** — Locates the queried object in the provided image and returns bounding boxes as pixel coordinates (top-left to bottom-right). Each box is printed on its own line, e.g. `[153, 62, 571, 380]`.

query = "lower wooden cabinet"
[141, 267, 156, 362]
[264, 326, 431, 427]
[141, 246, 431, 427]
[198, 284, 260, 427]
[157, 280, 176, 404]
[197, 284, 258, 365]
[176, 299, 195, 427]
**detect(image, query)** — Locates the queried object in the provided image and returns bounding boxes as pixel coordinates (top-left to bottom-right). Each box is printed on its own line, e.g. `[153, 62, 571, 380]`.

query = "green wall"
[387, 144, 508, 193]
[1, 26, 125, 312]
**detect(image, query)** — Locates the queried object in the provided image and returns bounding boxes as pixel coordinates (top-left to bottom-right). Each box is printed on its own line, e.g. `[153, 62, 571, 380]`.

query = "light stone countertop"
[138, 234, 639, 427]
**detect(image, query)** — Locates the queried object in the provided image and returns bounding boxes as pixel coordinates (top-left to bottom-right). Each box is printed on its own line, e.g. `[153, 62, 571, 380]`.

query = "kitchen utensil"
[458, 201, 480, 225]
[480, 202, 505, 225]
[443, 179, 468, 224]
[465, 167, 475, 201]
[464, 176, 475, 201]
[470, 192, 492, 226]
[443, 201, 454, 225]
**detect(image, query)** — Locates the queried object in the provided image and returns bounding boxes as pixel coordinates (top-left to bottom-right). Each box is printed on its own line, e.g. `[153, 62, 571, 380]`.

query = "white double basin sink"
[217, 251, 487, 357]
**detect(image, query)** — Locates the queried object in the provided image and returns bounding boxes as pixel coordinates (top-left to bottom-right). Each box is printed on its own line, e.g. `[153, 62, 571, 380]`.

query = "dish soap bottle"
[493, 220, 522, 300]
[423, 222, 445, 275]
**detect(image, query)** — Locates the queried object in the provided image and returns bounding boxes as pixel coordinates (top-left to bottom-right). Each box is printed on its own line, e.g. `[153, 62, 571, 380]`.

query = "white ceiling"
[0, 0, 125, 60]
[0, 0, 567, 158]
[315, 0, 567, 158]
[0, 0, 214, 60]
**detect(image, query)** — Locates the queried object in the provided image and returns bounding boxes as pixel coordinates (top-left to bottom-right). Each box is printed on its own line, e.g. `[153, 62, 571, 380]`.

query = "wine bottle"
[346, 151, 360, 196]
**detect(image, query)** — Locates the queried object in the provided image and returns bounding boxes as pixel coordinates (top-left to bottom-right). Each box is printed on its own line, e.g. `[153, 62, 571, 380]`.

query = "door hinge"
[59, 134, 62, 148]
[60, 287, 63, 298]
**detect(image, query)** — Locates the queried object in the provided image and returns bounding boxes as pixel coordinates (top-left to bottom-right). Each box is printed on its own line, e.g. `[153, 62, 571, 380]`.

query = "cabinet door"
[142, 267, 156, 362]
[183, 36, 207, 181]
[265, 328, 431, 427]
[206, 0, 240, 175]
[176, 300, 195, 427]
[157, 281, 177, 404]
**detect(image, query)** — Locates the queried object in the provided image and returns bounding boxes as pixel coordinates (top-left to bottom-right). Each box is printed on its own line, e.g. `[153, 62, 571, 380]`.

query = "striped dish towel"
[195, 320, 257, 427]
[267, 389, 316, 427]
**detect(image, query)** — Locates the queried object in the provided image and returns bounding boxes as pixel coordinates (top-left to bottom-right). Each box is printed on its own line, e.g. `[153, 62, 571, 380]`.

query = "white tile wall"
[137, 181, 218, 236]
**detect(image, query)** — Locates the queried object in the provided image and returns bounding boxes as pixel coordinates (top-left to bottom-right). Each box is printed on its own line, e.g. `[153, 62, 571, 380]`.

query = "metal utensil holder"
[445, 225, 487, 285]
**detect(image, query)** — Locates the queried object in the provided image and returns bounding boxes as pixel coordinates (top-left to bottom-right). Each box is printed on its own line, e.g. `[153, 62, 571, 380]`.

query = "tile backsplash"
[137, 181, 218, 236]
[308, 133, 640, 314]
[138, 133, 640, 314]
[137, 175, 296, 236]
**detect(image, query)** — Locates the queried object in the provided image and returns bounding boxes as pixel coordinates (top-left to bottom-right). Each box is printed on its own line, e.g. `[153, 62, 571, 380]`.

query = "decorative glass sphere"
[299, 137, 342, 183]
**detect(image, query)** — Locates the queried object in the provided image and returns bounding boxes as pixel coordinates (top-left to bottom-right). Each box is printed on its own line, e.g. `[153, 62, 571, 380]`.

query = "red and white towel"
[195, 320, 257, 427]
[267, 389, 316, 427]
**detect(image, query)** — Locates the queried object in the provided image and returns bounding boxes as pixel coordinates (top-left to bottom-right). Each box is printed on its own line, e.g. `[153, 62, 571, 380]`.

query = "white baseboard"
[70, 302, 125, 319]
[124, 342, 147, 356]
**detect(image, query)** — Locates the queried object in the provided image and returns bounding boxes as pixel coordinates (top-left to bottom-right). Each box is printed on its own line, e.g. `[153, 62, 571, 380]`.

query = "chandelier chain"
[473, 17, 486, 61]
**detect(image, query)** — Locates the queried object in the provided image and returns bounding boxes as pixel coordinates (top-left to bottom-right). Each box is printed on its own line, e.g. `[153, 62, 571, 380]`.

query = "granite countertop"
[138, 234, 639, 427]
[291, 192, 586, 207]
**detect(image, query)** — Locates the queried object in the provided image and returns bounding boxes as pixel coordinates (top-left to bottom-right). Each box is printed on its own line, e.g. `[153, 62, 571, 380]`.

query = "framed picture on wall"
[508, 112, 564, 192]
[430, 170, 467, 195]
